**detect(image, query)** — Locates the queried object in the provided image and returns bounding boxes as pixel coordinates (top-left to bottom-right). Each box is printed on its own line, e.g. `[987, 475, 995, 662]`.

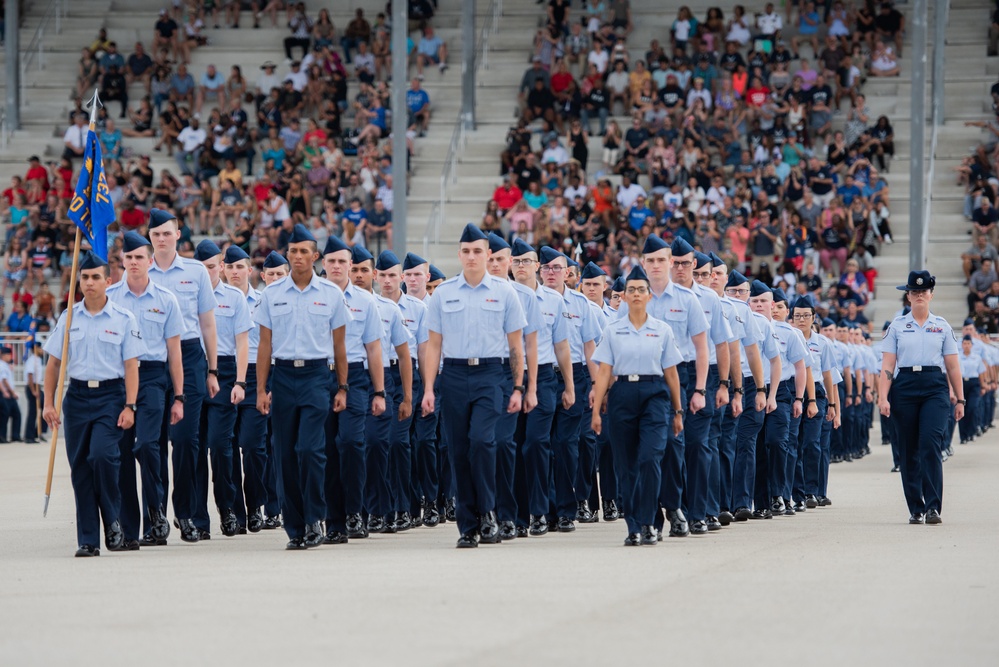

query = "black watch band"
[794, 397, 803, 402]
[173, 394, 186, 404]
[208, 369, 219, 377]
[756, 387, 767, 394]
[373, 390, 386, 398]
[337, 384, 349, 392]
[805, 398, 815, 404]
[235, 381, 247, 389]
[718, 379, 731, 388]
[125, 403, 138, 412]
[733, 387, 743, 394]
[673, 409, 684, 416]
[693, 388, 706, 396]
[513, 385, 527, 393]
[957, 399, 967, 405]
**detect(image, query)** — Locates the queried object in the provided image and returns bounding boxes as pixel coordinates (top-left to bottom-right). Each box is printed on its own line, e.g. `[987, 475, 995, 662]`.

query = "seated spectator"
[175, 115, 206, 176]
[179, 12, 208, 63]
[973, 196, 999, 247]
[962, 235, 999, 283]
[77, 47, 100, 99]
[196, 63, 227, 113]
[406, 78, 431, 137]
[153, 9, 180, 61]
[365, 198, 392, 252]
[169, 63, 196, 108]
[416, 24, 448, 79]
[62, 113, 88, 162]
[3, 238, 27, 291]
[874, 2, 904, 56]
[969, 258, 999, 313]
[125, 41, 153, 93]
[869, 39, 899, 77]
[100, 118, 124, 161]
[492, 176, 523, 215]
[341, 8, 372, 65]
[284, 3, 314, 61]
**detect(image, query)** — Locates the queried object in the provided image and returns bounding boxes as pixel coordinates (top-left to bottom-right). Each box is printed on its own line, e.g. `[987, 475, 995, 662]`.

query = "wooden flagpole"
[43, 88, 101, 517]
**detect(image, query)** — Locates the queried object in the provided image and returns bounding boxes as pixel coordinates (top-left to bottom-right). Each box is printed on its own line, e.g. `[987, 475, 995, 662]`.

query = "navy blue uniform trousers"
[232, 363, 268, 525]
[324, 363, 369, 531]
[731, 376, 766, 510]
[796, 386, 827, 500]
[365, 369, 396, 518]
[159, 338, 206, 521]
[756, 379, 793, 509]
[889, 370, 948, 515]
[388, 363, 415, 515]
[549, 364, 590, 520]
[64, 381, 125, 547]
[196, 355, 239, 531]
[512, 364, 557, 526]
[410, 374, 439, 514]
[118, 363, 167, 540]
[684, 363, 717, 522]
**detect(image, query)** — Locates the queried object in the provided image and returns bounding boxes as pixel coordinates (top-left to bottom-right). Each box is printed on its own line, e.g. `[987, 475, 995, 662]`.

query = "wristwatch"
[125, 403, 138, 412]
[756, 387, 767, 394]
[234, 381, 247, 389]
[173, 394, 186, 404]
[805, 398, 815, 404]
[733, 387, 743, 395]
[957, 399, 967, 406]
[337, 383, 350, 392]
[673, 409, 684, 416]
[373, 390, 386, 399]
[513, 385, 527, 393]
[208, 368, 219, 377]
[718, 379, 731, 388]
[693, 388, 706, 396]
[794, 397, 804, 403]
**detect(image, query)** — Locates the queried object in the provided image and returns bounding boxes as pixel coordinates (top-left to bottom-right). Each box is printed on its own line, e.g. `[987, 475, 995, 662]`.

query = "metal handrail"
[421, 0, 501, 260]
[0, 106, 8, 153]
[18, 0, 65, 101]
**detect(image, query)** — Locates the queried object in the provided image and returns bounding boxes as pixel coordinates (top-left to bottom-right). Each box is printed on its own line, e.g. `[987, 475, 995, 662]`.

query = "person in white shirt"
[24, 343, 45, 443]
[175, 116, 207, 176]
[284, 60, 308, 92]
[756, 3, 783, 42]
[255, 61, 281, 107]
[62, 114, 88, 162]
[616, 175, 647, 211]
[587, 44, 609, 75]
[542, 138, 570, 167]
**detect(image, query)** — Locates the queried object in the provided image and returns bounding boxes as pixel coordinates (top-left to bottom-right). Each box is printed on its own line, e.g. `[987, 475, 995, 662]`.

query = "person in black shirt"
[514, 153, 542, 192]
[718, 41, 746, 73]
[805, 157, 835, 206]
[808, 75, 834, 137]
[657, 74, 685, 112]
[524, 77, 556, 126]
[874, 3, 904, 56]
[582, 79, 610, 135]
[973, 196, 999, 248]
[624, 116, 650, 161]
[101, 64, 129, 118]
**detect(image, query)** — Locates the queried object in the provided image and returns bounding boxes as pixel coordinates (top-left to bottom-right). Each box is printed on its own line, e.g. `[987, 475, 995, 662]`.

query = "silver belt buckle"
[293, 359, 305, 368]
[912, 365, 922, 372]
[87, 380, 99, 388]
[628, 375, 639, 382]
[468, 358, 480, 366]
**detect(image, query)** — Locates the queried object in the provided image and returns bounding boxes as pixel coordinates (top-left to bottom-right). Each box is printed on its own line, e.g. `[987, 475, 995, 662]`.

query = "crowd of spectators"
[0, 0, 450, 336]
[490, 0, 903, 331]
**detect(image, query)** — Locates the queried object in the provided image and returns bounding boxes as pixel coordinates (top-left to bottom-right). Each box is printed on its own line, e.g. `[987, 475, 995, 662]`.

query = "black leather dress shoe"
[151, 506, 170, 540]
[479, 511, 500, 544]
[891, 465, 900, 473]
[909, 513, 924, 524]
[706, 516, 722, 531]
[324, 530, 348, 545]
[557, 517, 576, 532]
[219, 508, 239, 537]
[122, 539, 140, 551]
[423, 502, 440, 527]
[624, 533, 642, 547]
[456, 531, 479, 548]
[529, 515, 548, 536]
[177, 518, 200, 542]
[346, 513, 368, 538]
[689, 520, 708, 535]
[641, 525, 658, 545]
[396, 512, 413, 532]
[575, 500, 593, 523]
[304, 522, 324, 548]
[793, 501, 807, 512]
[733, 507, 752, 521]
[603, 499, 620, 521]
[410, 512, 424, 528]
[750, 509, 770, 520]
[444, 498, 457, 522]
[247, 509, 264, 533]
[75, 545, 100, 557]
[198, 529, 211, 540]
[818, 496, 832, 506]
[104, 521, 126, 551]
[498, 520, 517, 541]
[286, 537, 307, 550]
[805, 495, 818, 509]
[783, 503, 796, 516]
[367, 515, 387, 534]
[667, 509, 689, 537]
[237, 525, 248, 535]
[383, 512, 399, 534]
[139, 532, 167, 547]
[263, 515, 282, 530]
[925, 509, 942, 525]
[718, 510, 734, 526]
[770, 497, 786, 514]
[516, 525, 529, 538]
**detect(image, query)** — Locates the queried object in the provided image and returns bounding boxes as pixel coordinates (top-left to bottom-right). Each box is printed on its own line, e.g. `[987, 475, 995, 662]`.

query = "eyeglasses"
[792, 313, 813, 321]
[511, 259, 536, 267]
[693, 271, 711, 279]
[672, 260, 695, 268]
[540, 265, 565, 273]
[625, 286, 649, 294]
[907, 289, 930, 296]
[726, 288, 749, 295]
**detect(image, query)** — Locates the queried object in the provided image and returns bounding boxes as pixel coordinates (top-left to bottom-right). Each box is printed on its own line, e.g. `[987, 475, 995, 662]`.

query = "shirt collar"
[150, 252, 185, 274]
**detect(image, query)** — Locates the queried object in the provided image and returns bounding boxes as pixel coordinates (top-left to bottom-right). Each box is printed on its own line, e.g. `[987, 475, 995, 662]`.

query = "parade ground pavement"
[1, 435, 997, 667]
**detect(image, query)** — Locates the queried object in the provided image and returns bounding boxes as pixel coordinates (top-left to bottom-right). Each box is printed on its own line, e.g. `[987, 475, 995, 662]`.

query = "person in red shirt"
[2, 176, 27, 210]
[745, 78, 771, 107]
[24, 156, 50, 203]
[491, 176, 523, 214]
[119, 198, 147, 230]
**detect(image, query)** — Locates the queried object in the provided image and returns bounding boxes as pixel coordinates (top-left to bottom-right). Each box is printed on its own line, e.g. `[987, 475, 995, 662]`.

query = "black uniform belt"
[70, 378, 124, 389]
[274, 358, 328, 368]
[181, 338, 203, 349]
[679, 361, 696, 370]
[555, 362, 586, 375]
[538, 363, 556, 373]
[137, 360, 165, 369]
[615, 374, 661, 383]
[217, 355, 236, 365]
[898, 366, 941, 374]
[340, 361, 366, 371]
[443, 357, 507, 367]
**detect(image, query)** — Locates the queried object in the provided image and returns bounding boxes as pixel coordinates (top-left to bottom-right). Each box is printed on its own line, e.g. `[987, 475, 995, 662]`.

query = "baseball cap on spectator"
[261, 61, 277, 70]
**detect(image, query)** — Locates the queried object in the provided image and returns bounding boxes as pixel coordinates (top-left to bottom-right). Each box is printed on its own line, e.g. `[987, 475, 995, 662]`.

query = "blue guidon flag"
[67, 123, 114, 260]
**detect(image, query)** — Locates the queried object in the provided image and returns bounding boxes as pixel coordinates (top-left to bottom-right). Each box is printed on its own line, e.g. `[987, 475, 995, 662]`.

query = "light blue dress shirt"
[254, 274, 351, 360]
[212, 281, 253, 357]
[244, 287, 262, 359]
[773, 321, 809, 382]
[107, 278, 184, 362]
[587, 299, 609, 345]
[374, 293, 411, 365]
[693, 282, 734, 364]
[341, 282, 385, 366]
[44, 299, 143, 381]
[748, 311, 780, 383]
[505, 281, 542, 368]
[531, 283, 569, 366]
[882, 312, 959, 377]
[618, 282, 709, 363]
[425, 272, 527, 360]
[395, 293, 429, 362]
[592, 315, 684, 375]
[959, 351, 986, 379]
[148, 253, 217, 341]
[559, 287, 601, 364]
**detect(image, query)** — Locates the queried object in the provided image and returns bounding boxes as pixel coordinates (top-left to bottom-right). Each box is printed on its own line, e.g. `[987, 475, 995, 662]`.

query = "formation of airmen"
[42, 213, 994, 554]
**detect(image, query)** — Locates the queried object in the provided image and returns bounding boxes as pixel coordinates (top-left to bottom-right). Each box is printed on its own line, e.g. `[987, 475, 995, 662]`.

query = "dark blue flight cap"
[78, 250, 108, 271]
[670, 237, 695, 256]
[625, 265, 650, 284]
[351, 245, 374, 264]
[194, 239, 222, 261]
[963, 317, 976, 327]
[121, 231, 151, 252]
[403, 252, 428, 271]
[897, 270, 935, 291]
[750, 280, 772, 298]
[459, 223, 487, 243]
[429, 265, 446, 282]
[288, 223, 316, 244]
[725, 270, 749, 288]
[693, 251, 711, 269]
[224, 245, 250, 264]
[566, 256, 579, 269]
[580, 262, 607, 280]
[511, 238, 535, 258]
[376, 250, 401, 270]
[262, 251, 288, 268]
[148, 208, 177, 229]
[772, 287, 788, 305]
[324, 235, 351, 255]
[539, 246, 564, 265]
[642, 234, 669, 254]
[487, 232, 511, 253]
[611, 277, 625, 292]
[708, 251, 725, 268]
[883, 321, 892, 332]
